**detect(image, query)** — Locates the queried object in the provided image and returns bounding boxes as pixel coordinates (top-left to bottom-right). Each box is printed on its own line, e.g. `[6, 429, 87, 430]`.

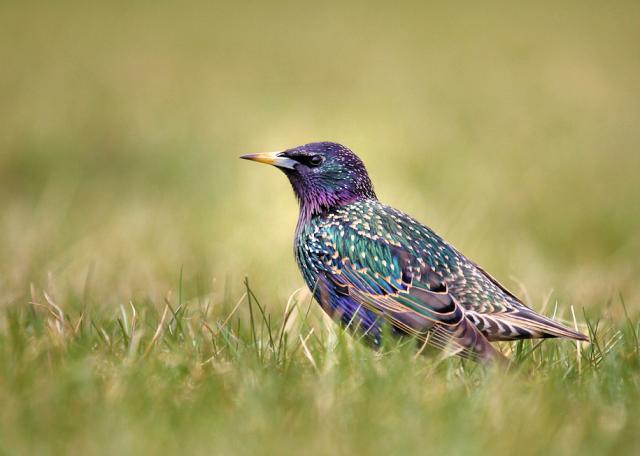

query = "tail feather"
[510, 308, 589, 341]
[474, 308, 589, 342]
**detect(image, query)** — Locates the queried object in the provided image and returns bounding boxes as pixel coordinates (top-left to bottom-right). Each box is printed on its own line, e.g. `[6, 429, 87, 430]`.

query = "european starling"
[241, 142, 588, 364]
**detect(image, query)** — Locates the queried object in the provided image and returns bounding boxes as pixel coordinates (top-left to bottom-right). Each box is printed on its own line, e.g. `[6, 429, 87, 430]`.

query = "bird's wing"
[311, 225, 505, 362]
[375, 206, 587, 342]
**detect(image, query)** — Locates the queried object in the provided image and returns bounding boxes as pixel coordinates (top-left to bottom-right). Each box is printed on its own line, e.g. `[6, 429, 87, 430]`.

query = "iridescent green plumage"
[242, 142, 588, 364]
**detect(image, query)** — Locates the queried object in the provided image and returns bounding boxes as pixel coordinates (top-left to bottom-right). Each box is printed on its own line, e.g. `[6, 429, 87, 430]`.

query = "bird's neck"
[295, 192, 366, 233]
[287, 175, 377, 230]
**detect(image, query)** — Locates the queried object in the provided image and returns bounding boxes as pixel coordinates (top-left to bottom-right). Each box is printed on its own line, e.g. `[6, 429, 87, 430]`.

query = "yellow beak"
[239, 151, 297, 170]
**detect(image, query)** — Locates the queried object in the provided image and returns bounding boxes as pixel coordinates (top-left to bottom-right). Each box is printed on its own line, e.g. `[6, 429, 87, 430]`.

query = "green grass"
[1, 0, 639, 454]
[1, 280, 638, 454]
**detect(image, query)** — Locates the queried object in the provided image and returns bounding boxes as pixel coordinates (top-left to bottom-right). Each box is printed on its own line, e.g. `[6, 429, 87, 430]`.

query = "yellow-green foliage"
[0, 1, 639, 454]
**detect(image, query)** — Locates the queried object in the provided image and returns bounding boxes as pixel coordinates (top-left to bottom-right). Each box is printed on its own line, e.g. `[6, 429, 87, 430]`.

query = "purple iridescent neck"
[286, 170, 377, 228]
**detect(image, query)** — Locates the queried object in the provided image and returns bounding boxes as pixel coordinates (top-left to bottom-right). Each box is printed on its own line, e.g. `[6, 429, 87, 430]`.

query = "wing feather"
[313, 226, 506, 363]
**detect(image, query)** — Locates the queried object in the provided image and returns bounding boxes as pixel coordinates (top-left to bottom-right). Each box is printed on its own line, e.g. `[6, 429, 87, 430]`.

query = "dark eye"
[308, 155, 324, 167]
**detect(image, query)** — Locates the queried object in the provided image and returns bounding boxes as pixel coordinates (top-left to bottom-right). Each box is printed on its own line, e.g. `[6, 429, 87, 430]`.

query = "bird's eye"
[308, 155, 324, 167]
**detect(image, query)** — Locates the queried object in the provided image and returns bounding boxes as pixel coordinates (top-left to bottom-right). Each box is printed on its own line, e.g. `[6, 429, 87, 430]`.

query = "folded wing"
[311, 226, 506, 363]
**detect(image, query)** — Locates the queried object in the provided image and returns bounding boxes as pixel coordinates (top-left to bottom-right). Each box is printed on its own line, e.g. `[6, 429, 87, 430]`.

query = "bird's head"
[241, 142, 376, 219]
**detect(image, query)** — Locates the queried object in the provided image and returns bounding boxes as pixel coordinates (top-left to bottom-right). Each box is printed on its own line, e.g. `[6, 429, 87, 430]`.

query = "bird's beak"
[240, 151, 297, 170]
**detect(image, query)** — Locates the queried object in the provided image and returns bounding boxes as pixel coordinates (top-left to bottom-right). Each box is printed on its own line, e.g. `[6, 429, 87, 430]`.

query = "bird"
[241, 142, 588, 364]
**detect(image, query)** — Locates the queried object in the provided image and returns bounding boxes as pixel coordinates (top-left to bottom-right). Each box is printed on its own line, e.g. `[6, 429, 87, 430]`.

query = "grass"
[1, 279, 639, 454]
[1, 0, 640, 454]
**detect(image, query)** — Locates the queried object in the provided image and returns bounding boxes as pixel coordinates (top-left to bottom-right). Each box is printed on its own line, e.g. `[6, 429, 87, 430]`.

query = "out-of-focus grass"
[0, 0, 639, 454]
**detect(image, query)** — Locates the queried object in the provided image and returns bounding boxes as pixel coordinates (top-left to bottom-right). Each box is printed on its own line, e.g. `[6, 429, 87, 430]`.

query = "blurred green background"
[2, 0, 638, 314]
[2, 1, 640, 454]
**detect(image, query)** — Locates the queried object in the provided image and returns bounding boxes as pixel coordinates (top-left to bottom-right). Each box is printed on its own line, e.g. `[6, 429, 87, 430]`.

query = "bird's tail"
[498, 308, 589, 342]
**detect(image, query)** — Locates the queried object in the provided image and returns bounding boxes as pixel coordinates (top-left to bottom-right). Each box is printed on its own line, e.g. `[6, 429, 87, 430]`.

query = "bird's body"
[242, 142, 588, 364]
